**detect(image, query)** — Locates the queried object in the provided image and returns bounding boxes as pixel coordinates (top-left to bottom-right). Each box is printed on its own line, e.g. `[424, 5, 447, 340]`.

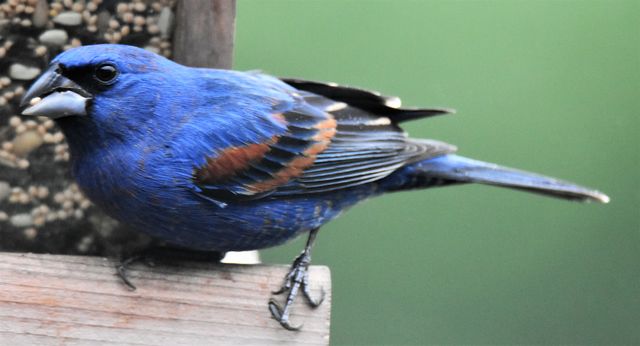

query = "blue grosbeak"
[20, 44, 608, 330]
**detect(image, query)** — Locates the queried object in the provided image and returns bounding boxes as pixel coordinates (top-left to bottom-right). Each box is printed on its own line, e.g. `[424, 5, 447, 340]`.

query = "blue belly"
[86, 179, 378, 251]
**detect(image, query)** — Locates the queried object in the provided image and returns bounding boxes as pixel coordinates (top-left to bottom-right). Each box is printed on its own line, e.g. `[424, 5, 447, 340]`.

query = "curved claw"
[116, 261, 138, 291]
[304, 286, 325, 308]
[268, 299, 303, 331]
[272, 276, 292, 295]
[272, 286, 288, 295]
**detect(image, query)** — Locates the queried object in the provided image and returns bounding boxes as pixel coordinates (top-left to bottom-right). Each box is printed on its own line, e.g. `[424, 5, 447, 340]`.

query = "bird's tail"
[389, 154, 609, 203]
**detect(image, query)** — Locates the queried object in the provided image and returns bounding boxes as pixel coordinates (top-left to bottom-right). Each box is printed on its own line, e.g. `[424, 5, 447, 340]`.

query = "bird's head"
[21, 44, 181, 140]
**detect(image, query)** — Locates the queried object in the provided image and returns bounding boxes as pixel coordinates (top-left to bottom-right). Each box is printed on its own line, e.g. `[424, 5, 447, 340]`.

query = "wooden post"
[173, 0, 237, 69]
[0, 253, 331, 345]
[174, 0, 256, 266]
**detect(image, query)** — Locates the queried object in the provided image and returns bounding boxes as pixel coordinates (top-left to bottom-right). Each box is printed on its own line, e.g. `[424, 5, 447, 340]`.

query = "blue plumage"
[20, 44, 608, 329]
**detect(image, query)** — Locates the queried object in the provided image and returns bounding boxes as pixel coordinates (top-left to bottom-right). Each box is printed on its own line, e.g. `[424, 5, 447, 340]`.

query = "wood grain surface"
[0, 252, 331, 345]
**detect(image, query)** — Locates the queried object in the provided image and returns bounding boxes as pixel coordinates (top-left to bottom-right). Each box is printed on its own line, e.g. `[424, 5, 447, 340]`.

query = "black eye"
[93, 64, 118, 84]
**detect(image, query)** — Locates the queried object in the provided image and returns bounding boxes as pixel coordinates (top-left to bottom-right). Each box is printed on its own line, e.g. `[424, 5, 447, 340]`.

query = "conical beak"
[20, 64, 91, 119]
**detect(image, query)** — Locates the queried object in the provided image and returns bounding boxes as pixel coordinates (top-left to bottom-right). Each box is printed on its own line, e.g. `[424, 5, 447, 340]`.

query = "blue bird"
[20, 44, 608, 330]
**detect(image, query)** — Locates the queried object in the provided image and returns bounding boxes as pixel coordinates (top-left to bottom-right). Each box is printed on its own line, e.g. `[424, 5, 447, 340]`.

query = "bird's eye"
[93, 64, 118, 85]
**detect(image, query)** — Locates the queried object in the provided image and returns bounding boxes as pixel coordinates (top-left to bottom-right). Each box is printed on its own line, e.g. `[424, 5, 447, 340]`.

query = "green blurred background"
[234, 1, 638, 344]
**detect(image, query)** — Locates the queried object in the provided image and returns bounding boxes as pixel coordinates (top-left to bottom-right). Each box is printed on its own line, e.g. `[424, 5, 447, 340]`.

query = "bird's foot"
[269, 248, 325, 331]
[115, 246, 225, 291]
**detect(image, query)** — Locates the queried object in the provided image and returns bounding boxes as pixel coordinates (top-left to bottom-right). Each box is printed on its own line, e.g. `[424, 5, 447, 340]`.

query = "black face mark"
[59, 63, 119, 95]
[93, 64, 118, 85]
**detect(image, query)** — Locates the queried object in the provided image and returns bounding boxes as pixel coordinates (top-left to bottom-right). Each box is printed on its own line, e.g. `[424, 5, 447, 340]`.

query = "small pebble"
[133, 15, 145, 26]
[10, 213, 34, 227]
[18, 193, 30, 204]
[43, 120, 54, 129]
[13, 130, 44, 157]
[0, 181, 10, 202]
[24, 228, 38, 240]
[14, 86, 25, 96]
[53, 132, 64, 143]
[33, 216, 45, 227]
[24, 120, 38, 129]
[116, 3, 128, 14]
[9, 64, 41, 81]
[43, 133, 55, 143]
[16, 159, 30, 169]
[120, 25, 130, 36]
[122, 12, 133, 23]
[9, 116, 21, 127]
[3, 91, 15, 100]
[57, 210, 68, 220]
[133, 2, 146, 12]
[108, 19, 119, 29]
[158, 7, 174, 38]
[72, 2, 84, 12]
[33, 46, 47, 56]
[53, 192, 64, 204]
[0, 76, 10, 87]
[62, 200, 73, 211]
[37, 186, 49, 199]
[15, 124, 27, 134]
[39, 29, 69, 46]
[147, 24, 159, 35]
[29, 96, 42, 106]
[53, 11, 83, 26]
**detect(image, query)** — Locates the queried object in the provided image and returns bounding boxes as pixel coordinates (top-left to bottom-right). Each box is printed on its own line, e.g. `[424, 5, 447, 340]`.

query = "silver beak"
[20, 64, 91, 119]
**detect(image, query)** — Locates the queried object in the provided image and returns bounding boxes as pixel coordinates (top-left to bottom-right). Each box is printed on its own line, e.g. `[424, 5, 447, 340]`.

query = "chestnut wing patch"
[193, 88, 456, 203]
[193, 102, 337, 201]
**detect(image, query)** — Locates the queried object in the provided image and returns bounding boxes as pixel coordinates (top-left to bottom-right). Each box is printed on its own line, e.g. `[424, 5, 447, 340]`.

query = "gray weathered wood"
[0, 253, 331, 345]
[173, 0, 237, 69]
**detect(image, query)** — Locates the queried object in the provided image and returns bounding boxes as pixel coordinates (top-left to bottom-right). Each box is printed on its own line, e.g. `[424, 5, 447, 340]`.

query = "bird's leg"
[116, 246, 225, 290]
[269, 228, 325, 331]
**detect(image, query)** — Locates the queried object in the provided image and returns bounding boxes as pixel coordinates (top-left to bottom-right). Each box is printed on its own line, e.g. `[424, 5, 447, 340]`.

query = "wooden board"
[0, 253, 331, 345]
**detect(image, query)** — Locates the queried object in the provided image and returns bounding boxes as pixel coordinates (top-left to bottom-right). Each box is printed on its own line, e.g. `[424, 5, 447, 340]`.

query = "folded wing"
[193, 79, 455, 202]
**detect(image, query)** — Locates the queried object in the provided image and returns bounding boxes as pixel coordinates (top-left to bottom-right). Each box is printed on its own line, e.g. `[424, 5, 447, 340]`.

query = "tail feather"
[408, 155, 609, 203]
